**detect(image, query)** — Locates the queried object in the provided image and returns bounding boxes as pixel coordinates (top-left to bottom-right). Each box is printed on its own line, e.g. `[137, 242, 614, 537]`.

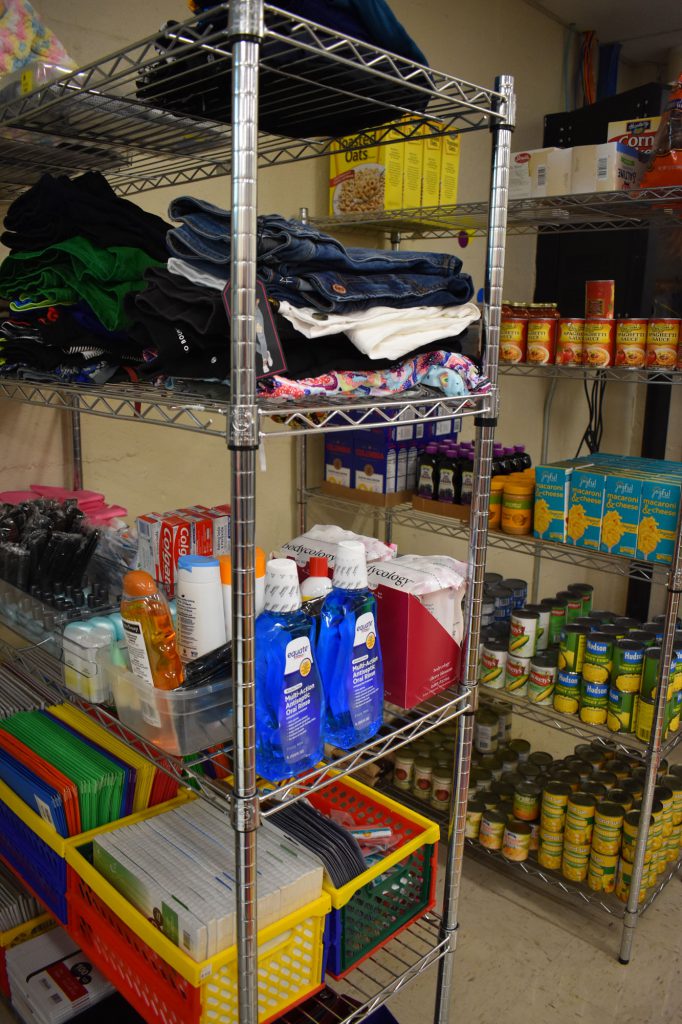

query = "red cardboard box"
[371, 584, 462, 709]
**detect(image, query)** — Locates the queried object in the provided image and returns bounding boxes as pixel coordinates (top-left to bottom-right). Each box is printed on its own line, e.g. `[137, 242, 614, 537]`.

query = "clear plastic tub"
[102, 645, 232, 755]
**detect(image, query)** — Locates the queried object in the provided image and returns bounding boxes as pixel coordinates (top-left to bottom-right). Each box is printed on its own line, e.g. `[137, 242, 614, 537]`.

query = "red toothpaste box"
[136, 512, 191, 596]
[367, 567, 462, 709]
[175, 507, 214, 556]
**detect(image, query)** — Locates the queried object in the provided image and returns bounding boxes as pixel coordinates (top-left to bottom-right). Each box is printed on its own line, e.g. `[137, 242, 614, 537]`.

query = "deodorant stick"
[176, 555, 226, 662]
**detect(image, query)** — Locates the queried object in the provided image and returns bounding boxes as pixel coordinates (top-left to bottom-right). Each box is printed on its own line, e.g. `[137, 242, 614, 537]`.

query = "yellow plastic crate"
[66, 838, 330, 1024]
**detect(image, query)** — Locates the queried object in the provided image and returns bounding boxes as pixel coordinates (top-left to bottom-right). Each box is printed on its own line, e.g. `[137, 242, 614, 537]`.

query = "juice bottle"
[460, 452, 475, 505]
[417, 444, 439, 498]
[120, 571, 184, 690]
[437, 446, 458, 503]
[513, 444, 532, 471]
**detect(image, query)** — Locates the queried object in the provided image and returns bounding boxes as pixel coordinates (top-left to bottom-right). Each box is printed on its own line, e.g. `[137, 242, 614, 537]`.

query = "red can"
[557, 318, 584, 365]
[585, 280, 615, 320]
[583, 320, 615, 367]
[527, 319, 557, 365]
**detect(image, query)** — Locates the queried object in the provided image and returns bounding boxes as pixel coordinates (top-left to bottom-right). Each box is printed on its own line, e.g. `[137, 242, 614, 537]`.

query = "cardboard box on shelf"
[324, 434, 354, 488]
[402, 121, 424, 209]
[329, 122, 404, 215]
[566, 468, 607, 550]
[607, 116, 661, 154]
[509, 148, 571, 199]
[533, 462, 575, 544]
[439, 131, 461, 206]
[571, 141, 644, 193]
[421, 130, 442, 207]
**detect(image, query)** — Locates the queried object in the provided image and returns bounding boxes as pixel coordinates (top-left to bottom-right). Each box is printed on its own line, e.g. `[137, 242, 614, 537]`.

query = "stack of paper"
[94, 801, 324, 962]
[0, 862, 43, 932]
[7, 928, 113, 1024]
[0, 664, 55, 718]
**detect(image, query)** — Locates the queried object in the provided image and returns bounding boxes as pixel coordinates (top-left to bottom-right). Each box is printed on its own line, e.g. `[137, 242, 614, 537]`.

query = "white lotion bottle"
[176, 554, 226, 662]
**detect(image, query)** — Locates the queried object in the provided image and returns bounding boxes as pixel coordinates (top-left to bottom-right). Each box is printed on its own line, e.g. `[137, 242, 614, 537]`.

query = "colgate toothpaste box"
[136, 512, 191, 596]
[175, 507, 214, 556]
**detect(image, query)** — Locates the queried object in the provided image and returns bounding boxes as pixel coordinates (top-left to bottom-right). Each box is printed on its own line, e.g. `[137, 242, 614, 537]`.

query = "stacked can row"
[390, 721, 458, 813]
[466, 715, 682, 901]
[479, 581, 681, 741]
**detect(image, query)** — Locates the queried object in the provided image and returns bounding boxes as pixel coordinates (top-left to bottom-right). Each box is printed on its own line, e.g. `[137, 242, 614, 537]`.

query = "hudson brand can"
[528, 654, 557, 705]
[507, 606, 540, 655]
[505, 653, 531, 695]
[500, 318, 528, 363]
[585, 279, 615, 319]
[583, 319, 615, 367]
[616, 319, 647, 368]
[646, 318, 680, 369]
[479, 640, 508, 688]
[502, 820, 531, 862]
[546, 598, 568, 646]
[465, 797, 486, 839]
[527, 318, 557, 364]
[513, 783, 541, 822]
[641, 646, 661, 700]
[556, 318, 584, 365]
[479, 809, 507, 850]
[475, 710, 500, 754]
[588, 849, 619, 893]
[554, 670, 581, 714]
[607, 685, 637, 734]
[558, 624, 589, 673]
[612, 640, 645, 691]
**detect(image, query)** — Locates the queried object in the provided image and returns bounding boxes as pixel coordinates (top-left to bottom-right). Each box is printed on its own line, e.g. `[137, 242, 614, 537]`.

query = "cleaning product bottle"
[176, 555, 226, 662]
[255, 547, 266, 615]
[318, 540, 383, 748]
[255, 558, 324, 781]
[120, 571, 184, 690]
[220, 547, 267, 642]
[300, 557, 333, 601]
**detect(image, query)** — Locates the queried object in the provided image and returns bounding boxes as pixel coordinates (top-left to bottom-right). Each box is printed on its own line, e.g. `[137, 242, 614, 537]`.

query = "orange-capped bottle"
[121, 570, 184, 690]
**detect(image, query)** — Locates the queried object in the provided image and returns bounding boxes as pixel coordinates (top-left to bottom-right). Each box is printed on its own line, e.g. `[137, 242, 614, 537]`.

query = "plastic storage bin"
[0, 777, 186, 923]
[0, 912, 55, 999]
[66, 840, 330, 1024]
[306, 775, 439, 979]
[103, 645, 232, 755]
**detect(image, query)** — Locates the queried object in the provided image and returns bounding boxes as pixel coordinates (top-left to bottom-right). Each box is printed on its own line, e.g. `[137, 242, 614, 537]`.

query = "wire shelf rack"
[0, 623, 470, 816]
[0, 5, 506, 201]
[280, 914, 447, 1024]
[479, 685, 682, 761]
[0, 377, 490, 439]
[314, 187, 682, 239]
[499, 364, 682, 385]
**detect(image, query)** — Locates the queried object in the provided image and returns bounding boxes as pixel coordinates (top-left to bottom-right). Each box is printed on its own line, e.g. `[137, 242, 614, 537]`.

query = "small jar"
[502, 474, 535, 536]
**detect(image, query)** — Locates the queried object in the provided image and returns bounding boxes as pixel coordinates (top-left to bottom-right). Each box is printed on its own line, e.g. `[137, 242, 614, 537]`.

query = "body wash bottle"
[255, 558, 324, 781]
[318, 540, 384, 748]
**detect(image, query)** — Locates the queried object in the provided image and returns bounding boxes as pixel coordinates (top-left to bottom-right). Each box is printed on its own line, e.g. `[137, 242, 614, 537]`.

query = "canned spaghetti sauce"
[557, 318, 584, 365]
[527, 319, 557, 364]
[646, 319, 680, 369]
[585, 280, 615, 320]
[500, 318, 528, 363]
[583, 319, 615, 367]
[616, 319, 647, 368]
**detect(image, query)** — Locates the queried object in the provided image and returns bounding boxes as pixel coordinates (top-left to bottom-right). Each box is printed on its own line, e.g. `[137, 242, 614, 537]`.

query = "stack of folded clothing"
[126, 197, 487, 400]
[0, 172, 169, 382]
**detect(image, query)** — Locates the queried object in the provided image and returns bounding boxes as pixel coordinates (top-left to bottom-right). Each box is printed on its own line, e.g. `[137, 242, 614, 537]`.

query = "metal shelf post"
[229, 4, 264, 1023]
[619, 511, 682, 963]
[433, 73, 514, 1024]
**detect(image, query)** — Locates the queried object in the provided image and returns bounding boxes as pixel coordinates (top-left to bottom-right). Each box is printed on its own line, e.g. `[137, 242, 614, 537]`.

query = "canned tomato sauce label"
[527, 319, 557, 364]
[500, 318, 528, 363]
[584, 319, 615, 367]
[585, 280, 615, 320]
[557, 319, 584, 365]
[646, 319, 680, 369]
[616, 319, 647, 368]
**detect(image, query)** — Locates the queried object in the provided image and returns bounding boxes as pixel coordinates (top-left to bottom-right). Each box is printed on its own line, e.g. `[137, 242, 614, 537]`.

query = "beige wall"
[0, 1, 659, 604]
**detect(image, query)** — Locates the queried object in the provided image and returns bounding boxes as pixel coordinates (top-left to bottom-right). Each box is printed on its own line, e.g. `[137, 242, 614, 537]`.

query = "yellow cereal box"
[329, 122, 404, 215]
[403, 119, 425, 209]
[421, 128, 442, 208]
[440, 131, 461, 206]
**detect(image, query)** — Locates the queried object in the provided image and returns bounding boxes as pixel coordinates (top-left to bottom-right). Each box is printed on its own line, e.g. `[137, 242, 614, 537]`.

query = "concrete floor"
[1, 852, 679, 1024]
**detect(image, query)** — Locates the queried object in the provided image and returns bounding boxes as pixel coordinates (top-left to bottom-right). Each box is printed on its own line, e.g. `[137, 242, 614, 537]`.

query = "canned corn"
[588, 849, 619, 893]
[513, 782, 541, 822]
[509, 608, 540, 657]
[538, 831, 563, 871]
[558, 624, 589, 673]
[612, 639, 645, 692]
[502, 820, 532, 862]
[479, 640, 508, 688]
[528, 655, 557, 705]
[562, 841, 591, 882]
[505, 653, 531, 696]
[592, 801, 625, 855]
[465, 798, 486, 839]
[479, 809, 507, 850]
[554, 670, 581, 714]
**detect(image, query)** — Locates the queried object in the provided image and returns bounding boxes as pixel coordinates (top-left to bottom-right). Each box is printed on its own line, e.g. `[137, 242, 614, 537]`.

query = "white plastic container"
[176, 555, 226, 662]
[63, 621, 115, 703]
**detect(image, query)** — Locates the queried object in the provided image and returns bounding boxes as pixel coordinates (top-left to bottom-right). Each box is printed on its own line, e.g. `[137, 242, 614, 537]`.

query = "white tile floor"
[1, 854, 679, 1024]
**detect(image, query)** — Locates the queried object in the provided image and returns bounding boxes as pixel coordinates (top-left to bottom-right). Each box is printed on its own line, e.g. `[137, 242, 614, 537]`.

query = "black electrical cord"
[574, 374, 607, 458]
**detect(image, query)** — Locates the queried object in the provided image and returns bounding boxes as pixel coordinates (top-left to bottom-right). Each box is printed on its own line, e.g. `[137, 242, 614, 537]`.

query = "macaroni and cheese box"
[637, 479, 681, 565]
[567, 469, 607, 550]
[403, 120, 424, 209]
[422, 130, 442, 207]
[600, 474, 643, 558]
[534, 462, 575, 543]
[329, 122, 404, 215]
[440, 132, 460, 206]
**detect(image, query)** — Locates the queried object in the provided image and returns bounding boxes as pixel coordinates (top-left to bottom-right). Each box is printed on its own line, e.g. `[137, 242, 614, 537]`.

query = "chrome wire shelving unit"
[0, 4, 515, 1023]
[313, 187, 682, 239]
[499, 364, 682, 385]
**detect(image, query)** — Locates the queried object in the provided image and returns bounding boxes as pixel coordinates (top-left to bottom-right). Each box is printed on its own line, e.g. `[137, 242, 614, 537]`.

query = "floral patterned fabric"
[0, 1, 74, 75]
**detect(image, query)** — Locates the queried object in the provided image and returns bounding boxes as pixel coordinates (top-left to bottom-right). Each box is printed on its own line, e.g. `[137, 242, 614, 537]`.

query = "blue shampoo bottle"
[318, 540, 384, 748]
[255, 558, 325, 781]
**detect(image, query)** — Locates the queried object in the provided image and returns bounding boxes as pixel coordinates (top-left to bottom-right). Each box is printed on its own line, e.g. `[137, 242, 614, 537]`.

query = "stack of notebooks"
[0, 861, 44, 933]
[93, 801, 324, 962]
[6, 927, 114, 1024]
[0, 705, 178, 837]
